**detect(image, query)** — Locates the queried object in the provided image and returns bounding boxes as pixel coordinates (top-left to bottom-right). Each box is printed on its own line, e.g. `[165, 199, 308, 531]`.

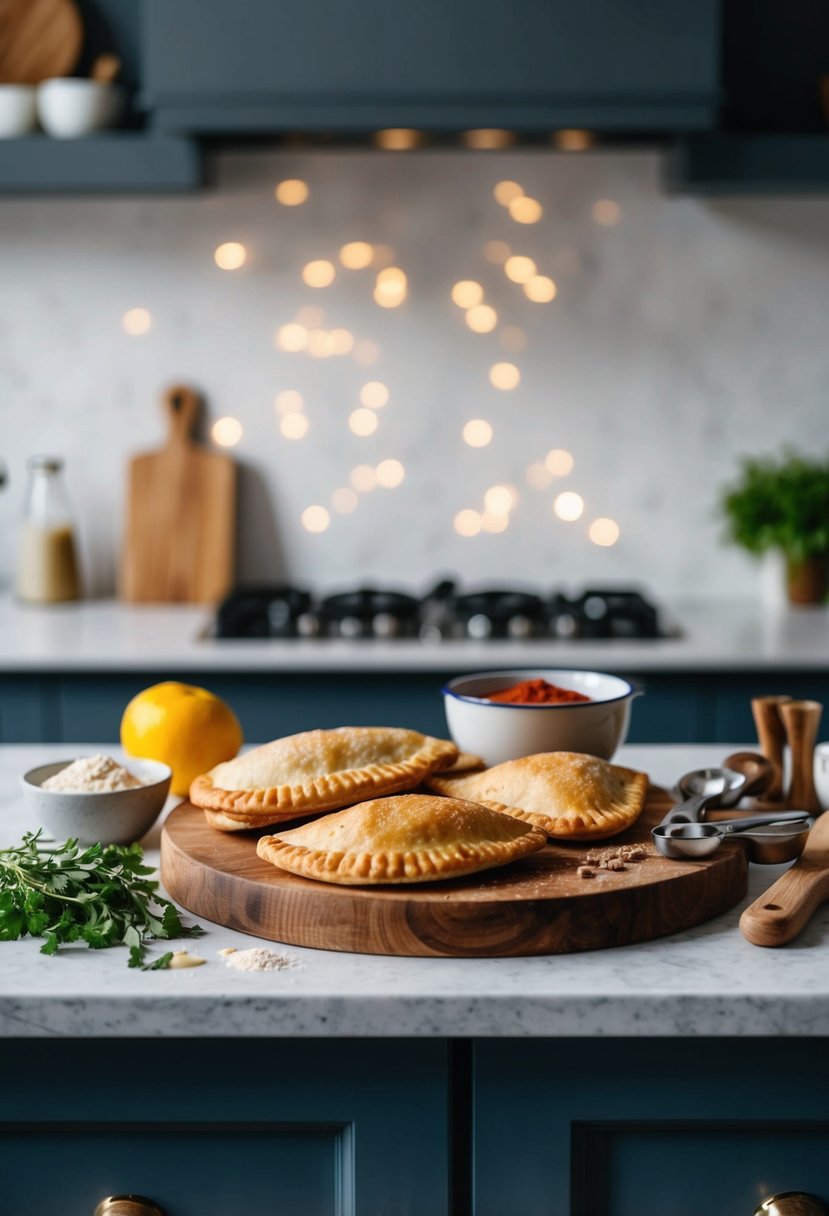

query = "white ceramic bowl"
[442, 669, 639, 766]
[0, 84, 37, 137]
[21, 758, 172, 845]
[36, 78, 122, 138]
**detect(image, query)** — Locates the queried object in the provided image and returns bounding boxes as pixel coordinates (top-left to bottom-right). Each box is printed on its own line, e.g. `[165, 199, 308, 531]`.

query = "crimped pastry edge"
[426, 768, 649, 842]
[256, 823, 547, 885]
[191, 734, 458, 823]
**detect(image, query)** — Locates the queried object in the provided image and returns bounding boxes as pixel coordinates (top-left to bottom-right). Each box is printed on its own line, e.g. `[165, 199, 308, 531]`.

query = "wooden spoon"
[90, 52, 120, 84]
[740, 812, 829, 947]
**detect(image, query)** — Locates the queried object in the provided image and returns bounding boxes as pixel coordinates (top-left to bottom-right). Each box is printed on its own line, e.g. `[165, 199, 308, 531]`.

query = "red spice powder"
[485, 677, 591, 705]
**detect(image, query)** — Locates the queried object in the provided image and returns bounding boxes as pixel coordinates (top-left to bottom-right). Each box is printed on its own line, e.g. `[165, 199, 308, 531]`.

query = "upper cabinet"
[141, 0, 722, 135]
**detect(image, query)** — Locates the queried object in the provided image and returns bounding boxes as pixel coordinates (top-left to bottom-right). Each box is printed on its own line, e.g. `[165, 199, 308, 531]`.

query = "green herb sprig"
[0, 830, 202, 968]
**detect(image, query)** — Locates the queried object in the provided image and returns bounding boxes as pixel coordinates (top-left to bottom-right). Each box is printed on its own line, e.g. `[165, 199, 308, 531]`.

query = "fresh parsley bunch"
[0, 830, 202, 969]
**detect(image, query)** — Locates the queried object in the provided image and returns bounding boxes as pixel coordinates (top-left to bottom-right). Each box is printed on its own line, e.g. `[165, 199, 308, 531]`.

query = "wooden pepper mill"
[751, 695, 792, 802]
[779, 699, 823, 813]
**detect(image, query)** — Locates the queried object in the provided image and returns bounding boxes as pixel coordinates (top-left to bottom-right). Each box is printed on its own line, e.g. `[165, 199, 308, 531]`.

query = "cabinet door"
[0, 1038, 450, 1216]
[474, 1038, 829, 1215]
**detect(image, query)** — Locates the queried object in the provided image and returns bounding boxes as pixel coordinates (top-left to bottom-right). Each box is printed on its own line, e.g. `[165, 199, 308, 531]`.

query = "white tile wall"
[1, 148, 828, 601]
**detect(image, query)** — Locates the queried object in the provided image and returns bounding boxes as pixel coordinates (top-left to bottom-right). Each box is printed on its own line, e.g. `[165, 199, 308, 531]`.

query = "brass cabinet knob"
[755, 1195, 829, 1216]
[94, 1198, 165, 1216]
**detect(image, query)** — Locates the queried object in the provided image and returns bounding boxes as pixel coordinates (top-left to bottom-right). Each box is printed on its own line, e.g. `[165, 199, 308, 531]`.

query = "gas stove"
[215, 582, 674, 642]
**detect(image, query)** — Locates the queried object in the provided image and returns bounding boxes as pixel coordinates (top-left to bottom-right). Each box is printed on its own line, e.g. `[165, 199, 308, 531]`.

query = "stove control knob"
[296, 612, 320, 638]
[467, 613, 492, 640]
[267, 600, 292, 631]
[339, 615, 364, 639]
[584, 595, 608, 620]
[554, 613, 577, 638]
[507, 614, 533, 640]
[372, 612, 399, 639]
[419, 622, 444, 644]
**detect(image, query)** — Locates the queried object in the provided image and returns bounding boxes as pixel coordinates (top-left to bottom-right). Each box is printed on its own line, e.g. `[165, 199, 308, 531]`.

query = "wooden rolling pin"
[740, 811, 829, 947]
[780, 699, 823, 814]
[751, 695, 792, 802]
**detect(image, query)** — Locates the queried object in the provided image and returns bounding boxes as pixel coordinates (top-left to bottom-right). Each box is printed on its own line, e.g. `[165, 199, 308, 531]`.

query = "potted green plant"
[720, 451, 829, 605]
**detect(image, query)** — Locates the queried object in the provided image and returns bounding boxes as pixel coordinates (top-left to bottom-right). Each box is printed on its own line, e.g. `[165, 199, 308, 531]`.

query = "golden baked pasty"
[256, 792, 547, 885]
[191, 727, 458, 831]
[426, 751, 648, 841]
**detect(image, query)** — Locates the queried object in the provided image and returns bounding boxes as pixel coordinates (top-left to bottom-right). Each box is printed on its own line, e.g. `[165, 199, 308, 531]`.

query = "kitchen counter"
[1, 594, 829, 672]
[2, 742, 828, 1039]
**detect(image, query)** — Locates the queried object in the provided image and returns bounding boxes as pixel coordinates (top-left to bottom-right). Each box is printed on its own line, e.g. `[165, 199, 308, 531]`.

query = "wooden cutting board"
[121, 385, 236, 604]
[161, 788, 749, 957]
[0, 0, 82, 84]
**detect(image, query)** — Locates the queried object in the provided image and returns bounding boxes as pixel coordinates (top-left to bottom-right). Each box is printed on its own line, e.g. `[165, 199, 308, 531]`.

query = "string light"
[350, 464, 378, 492]
[302, 260, 336, 288]
[454, 509, 482, 537]
[307, 329, 335, 358]
[489, 362, 521, 390]
[553, 129, 595, 152]
[275, 179, 308, 205]
[295, 304, 325, 327]
[592, 199, 622, 226]
[484, 239, 511, 264]
[463, 419, 493, 448]
[481, 510, 509, 533]
[214, 242, 247, 270]
[554, 491, 584, 522]
[275, 323, 309, 351]
[349, 408, 379, 436]
[280, 412, 309, 439]
[360, 381, 389, 409]
[211, 417, 243, 447]
[376, 458, 405, 488]
[275, 390, 303, 415]
[331, 487, 359, 514]
[524, 275, 557, 303]
[465, 304, 498, 333]
[374, 267, 407, 308]
[504, 255, 536, 284]
[484, 485, 515, 514]
[494, 180, 523, 206]
[122, 308, 151, 335]
[545, 448, 574, 476]
[374, 128, 423, 150]
[525, 461, 553, 490]
[328, 328, 354, 355]
[589, 518, 620, 546]
[451, 280, 484, 308]
[301, 505, 330, 533]
[509, 196, 543, 224]
[340, 241, 374, 269]
[461, 129, 515, 150]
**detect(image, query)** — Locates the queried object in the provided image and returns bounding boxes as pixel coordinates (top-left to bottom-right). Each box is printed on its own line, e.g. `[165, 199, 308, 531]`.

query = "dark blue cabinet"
[0, 1039, 450, 1216]
[143, 0, 721, 134]
[474, 1039, 829, 1215]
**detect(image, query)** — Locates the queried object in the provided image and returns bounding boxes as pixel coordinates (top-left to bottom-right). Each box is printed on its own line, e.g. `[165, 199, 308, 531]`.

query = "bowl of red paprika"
[441, 669, 640, 767]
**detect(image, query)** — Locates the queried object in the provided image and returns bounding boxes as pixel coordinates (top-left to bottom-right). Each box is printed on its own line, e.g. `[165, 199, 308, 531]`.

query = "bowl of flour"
[22, 754, 172, 844]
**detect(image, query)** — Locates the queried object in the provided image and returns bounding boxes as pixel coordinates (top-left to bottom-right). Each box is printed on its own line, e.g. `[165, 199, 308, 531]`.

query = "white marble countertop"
[2, 743, 829, 1038]
[1, 595, 829, 673]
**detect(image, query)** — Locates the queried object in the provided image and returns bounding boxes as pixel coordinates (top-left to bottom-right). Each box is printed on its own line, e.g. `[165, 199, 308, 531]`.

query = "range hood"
[142, 0, 721, 139]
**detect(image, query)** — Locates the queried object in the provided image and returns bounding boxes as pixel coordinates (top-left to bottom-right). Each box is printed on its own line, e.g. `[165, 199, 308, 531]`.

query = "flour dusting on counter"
[224, 947, 302, 973]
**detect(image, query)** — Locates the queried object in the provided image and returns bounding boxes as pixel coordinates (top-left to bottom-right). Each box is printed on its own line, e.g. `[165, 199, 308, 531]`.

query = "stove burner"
[215, 583, 670, 641]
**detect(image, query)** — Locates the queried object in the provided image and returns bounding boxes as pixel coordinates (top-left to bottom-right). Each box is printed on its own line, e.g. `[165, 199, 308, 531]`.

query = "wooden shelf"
[668, 134, 829, 194]
[0, 133, 201, 194]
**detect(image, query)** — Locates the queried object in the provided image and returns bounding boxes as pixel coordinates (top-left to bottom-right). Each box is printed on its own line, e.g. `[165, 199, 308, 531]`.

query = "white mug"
[814, 742, 829, 811]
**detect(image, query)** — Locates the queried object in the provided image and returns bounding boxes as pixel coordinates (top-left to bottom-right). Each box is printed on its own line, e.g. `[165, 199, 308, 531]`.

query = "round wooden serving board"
[161, 787, 749, 957]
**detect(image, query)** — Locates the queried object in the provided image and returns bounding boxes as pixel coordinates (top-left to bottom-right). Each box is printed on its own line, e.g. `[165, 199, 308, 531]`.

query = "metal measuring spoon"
[652, 812, 812, 862]
[659, 766, 748, 827]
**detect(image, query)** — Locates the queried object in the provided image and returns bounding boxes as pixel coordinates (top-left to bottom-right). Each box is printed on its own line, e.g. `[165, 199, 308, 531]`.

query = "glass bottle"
[16, 457, 81, 603]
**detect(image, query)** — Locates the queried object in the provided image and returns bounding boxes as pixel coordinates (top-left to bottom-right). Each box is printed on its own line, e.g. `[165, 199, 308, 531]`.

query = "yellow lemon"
[121, 682, 243, 797]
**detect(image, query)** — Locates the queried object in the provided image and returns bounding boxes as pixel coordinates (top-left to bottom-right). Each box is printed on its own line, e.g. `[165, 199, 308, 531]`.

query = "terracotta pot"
[786, 555, 829, 605]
